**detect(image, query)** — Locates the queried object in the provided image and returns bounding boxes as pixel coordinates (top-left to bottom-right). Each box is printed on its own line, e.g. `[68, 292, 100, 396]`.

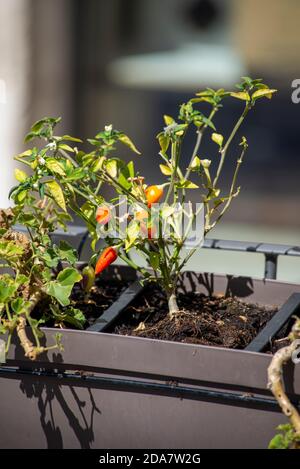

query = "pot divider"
[246, 292, 300, 352]
[88, 276, 300, 354]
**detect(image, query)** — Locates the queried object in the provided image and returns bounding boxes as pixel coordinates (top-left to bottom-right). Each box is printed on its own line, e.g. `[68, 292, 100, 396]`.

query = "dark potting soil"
[111, 285, 278, 349]
[34, 279, 128, 329]
[71, 279, 128, 328]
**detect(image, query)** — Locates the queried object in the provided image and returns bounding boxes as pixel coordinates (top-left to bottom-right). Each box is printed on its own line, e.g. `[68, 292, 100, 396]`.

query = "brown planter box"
[1, 267, 300, 449]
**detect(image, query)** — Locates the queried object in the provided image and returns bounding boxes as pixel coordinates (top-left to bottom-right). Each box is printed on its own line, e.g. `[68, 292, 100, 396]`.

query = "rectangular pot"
[1, 267, 300, 449]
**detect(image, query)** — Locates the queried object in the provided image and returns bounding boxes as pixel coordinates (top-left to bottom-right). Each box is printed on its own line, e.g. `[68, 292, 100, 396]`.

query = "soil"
[111, 285, 278, 349]
[71, 279, 128, 328]
[34, 279, 128, 329]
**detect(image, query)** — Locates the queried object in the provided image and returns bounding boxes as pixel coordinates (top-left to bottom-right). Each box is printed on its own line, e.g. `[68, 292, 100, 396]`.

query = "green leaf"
[118, 134, 141, 155]
[46, 180, 66, 211]
[57, 267, 82, 286]
[252, 88, 277, 100]
[0, 241, 24, 261]
[47, 283, 72, 307]
[0, 280, 17, 303]
[24, 132, 39, 143]
[159, 164, 172, 176]
[47, 268, 82, 307]
[50, 305, 86, 329]
[64, 308, 86, 329]
[177, 180, 199, 189]
[211, 133, 224, 147]
[148, 252, 160, 270]
[127, 161, 135, 178]
[57, 241, 77, 264]
[91, 156, 106, 173]
[41, 247, 60, 268]
[11, 298, 30, 314]
[14, 168, 27, 182]
[230, 91, 250, 101]
[61, 135, 83, 143]
[201, 117, 216, 131]
[45, 158, 66, 176]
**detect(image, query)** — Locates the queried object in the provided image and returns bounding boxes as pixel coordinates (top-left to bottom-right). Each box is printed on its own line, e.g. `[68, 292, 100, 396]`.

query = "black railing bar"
[204, 239, 300, 257]
[0, 366, 294, 411]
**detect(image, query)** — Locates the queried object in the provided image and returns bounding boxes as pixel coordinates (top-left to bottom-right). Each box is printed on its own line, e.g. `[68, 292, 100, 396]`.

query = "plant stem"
[213, 104, 250, 188]
[209, 145, 247, 231]
[167, 291, 179, 318]
[185, 107, 218, 183]
[118, 251, 150, 279]
[58, 148, 79, 168]
[164, 141, 179, 206]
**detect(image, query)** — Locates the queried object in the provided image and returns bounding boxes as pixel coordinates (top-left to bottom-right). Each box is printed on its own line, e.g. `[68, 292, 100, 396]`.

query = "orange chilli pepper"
[96, 206, 111, 225]
[145, 185, 164, 208]
[95, 247, 118, 275]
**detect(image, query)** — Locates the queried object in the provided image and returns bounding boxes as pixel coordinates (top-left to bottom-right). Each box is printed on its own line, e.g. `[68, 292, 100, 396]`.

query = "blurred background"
[1, 0, 300, 281]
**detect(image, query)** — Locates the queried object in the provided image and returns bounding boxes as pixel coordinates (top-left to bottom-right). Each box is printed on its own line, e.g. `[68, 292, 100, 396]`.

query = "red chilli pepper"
[145, 185, 164, 208]
[140, 222, 156, 239]
[96, 206, 111, 225]
[95, 247, 118, 275]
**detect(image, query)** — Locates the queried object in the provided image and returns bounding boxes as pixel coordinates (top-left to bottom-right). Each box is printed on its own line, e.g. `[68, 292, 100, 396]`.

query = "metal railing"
[15, 224, 300, 280]
[203, 239, 300, 280]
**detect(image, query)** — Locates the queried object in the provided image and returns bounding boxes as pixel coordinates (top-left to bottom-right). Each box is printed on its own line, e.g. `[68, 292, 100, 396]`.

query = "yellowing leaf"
[106, 159, 118, 178]
[118, 134, 141, 155]
[92, 156, 106, 172]
[46, 180, 66, 211]
[125, 220, 140, 250]
[46, 158, 66, 176]
[211, 133, 224, 147]
[201, 159, 211, 168]
[14, 168, 27, 182]
[158, 133, 170, 153]
[16, 150, 32, 158]
[252, 88, 277, 100]
[159, 164, 172, 176]
[163, 115, 175, 126]
[59, 143, 75, 152]
[190, 156, 201, 169]
[230, 91, 250, 101]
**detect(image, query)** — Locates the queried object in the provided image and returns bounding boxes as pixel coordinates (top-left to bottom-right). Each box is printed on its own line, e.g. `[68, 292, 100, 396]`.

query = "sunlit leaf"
[106, 159, 118, 178]
[118, 134, 141, 155]
[163, 115, 175, 126]
[46, 158, 66, 176]
[252, 88, 277, 100]
[230, 91, 250, 101]
[211, 133, 224, 147]
[159, 164, 172, 176]
[46, 180, 66, 211]
[14, 168, 27, 183]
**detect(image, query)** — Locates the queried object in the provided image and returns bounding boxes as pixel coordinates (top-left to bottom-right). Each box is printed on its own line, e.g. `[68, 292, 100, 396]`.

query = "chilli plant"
[0, 77, 276, 362]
